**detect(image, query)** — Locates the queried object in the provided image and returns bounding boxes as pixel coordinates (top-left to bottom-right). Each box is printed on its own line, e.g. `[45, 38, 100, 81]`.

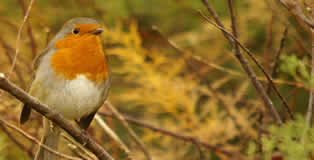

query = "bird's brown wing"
[77, 111, 97, 130]
[33, 46, 50, 71]
[20, 104, 32, 124]
[20, 47, 50, 124]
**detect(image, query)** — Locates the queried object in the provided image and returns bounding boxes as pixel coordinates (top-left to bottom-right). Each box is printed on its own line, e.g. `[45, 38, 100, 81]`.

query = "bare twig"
[234, 5, 294, 119]
[278, 0, 314, 29]
[266, 27, 289, 94]
[68, 144, 94, 160]
[153, 25, 277, 133]
[202, 0, 295, 121]
[305, 0, 314, 126]
[201, 0, 283, 124]
[151, 25, 243, 77]
[264, 0, 310, 57]
[305, 85, 313, 126]
[151, 26, 308, 89]
[264, 15, 274, 76]
[153, 24, 270, 132]
[8, 0, 35, 79]
[0, 37, 32, 72]
[62, 134, 97, 160]
[231, 2, 292, 121]
[94, 114, 131, 156]
[0, 118, 81, 160]
[0, 38, 27, 89]
[105, 101, 151, 160]
[98, 112, 233, 157]
[228, 0, 274, 138]
[18, 0, 37, 59]
[103, 116, 119, 160]
[305, 42, 313, 131]
[0, 123, 34, 158]
[0, 74, 114, 160]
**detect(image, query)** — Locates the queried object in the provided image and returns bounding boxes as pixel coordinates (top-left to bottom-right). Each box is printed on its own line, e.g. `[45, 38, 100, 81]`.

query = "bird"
[19, 17, 111, 160]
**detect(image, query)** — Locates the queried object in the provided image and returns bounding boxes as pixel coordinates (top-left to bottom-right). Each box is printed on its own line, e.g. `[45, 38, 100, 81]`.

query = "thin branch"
[205, 7, 294, 120]
[62, 134, 97, 160]
[266, 27, 289, 94]
[228, 1, 293, 122]
[103, 115, 119, 160]
[0, 118, 81, 160]
[151, 26, 241, 127]
[151, 26, 243, 77]
[152, 24, 281, 133]
[0, 123, 34, 158]
[97, 112, 233, 157]
[94, 114, 131, 156]
[18, 0, 37, 59]
[152, 26, 308, 89]
[0, 37, 32, 72]
[68, 144, 94, 160]
[265, 0, 312, 57]
[305, 85, 313, 126]
[305, 42, 314, 129]
[202, 0, 295, 120]
[105, 101, 151, 160]
[264, 14, 274, 76]
[278, 0, 314, 29]
[305, 0, 314, 126]
[0, 74, 114, 160]
[0, 38, 27, 89]
[201, 0, 283, 124]
[8, 0, 35, 79]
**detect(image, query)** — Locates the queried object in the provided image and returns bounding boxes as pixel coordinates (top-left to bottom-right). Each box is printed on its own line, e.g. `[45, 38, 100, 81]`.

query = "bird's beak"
[90, 28, 103, 35]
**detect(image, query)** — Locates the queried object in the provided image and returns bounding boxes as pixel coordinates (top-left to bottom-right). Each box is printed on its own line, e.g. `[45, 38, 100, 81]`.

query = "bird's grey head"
[49, 17, 100, 46]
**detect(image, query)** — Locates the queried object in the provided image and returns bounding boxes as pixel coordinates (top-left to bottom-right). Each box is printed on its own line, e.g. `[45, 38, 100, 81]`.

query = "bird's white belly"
[49, 75, 104, 119]
[33, 74, 106, 120]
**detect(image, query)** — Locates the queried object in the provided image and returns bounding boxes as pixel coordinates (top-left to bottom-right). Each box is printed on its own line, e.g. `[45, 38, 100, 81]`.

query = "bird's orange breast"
[50, 34, 108, 84]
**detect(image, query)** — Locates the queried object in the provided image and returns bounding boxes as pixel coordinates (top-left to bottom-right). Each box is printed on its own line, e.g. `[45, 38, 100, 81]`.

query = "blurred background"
[0, 0, 312, 160]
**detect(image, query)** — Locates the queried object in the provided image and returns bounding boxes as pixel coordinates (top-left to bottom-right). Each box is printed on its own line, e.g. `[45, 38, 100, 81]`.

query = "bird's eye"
[72, 28, 80, 34]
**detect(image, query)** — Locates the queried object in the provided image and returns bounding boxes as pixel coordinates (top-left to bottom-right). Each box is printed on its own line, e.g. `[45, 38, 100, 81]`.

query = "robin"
[20, 17, 111, 160]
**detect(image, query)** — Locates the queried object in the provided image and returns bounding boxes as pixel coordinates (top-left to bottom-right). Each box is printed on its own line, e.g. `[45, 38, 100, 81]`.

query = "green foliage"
[280, 55, 311, 86]
[248, 115, 314, 160]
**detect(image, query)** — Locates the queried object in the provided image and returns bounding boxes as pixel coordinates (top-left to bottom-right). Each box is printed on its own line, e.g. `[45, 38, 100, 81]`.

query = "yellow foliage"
[102, 21, 258, 159]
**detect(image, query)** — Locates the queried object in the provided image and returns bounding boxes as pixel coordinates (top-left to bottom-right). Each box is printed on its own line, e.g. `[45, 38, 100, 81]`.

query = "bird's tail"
[35, 118, 60, 160]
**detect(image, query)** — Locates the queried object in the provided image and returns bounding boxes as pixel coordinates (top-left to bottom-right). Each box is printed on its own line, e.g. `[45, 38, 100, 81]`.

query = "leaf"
[280, 55, 299, 77]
